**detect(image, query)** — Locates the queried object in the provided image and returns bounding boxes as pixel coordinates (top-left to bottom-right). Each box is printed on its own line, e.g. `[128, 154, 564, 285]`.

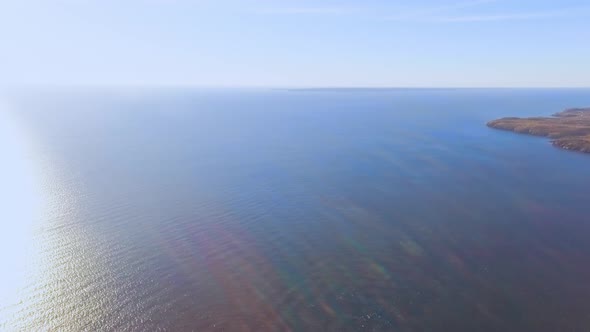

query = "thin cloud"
[256, 1, 588, 24]
[257, 0, 497, 17]
[431, 6, 590, 23]
[436, 12, 561, 22]
[384, 0, 498, 21]
[257, 6, 360, 15]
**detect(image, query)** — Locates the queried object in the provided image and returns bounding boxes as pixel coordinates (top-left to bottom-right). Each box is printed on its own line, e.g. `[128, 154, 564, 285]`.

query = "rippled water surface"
[2, 88, 590, 331]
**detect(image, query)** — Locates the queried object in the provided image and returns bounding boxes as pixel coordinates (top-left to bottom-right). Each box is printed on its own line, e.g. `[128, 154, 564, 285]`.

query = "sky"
[0, 0, 589, 87]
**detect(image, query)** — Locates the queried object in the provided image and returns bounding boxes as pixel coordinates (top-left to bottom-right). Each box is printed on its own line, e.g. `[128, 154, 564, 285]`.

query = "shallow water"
[2, 88, 590, 331]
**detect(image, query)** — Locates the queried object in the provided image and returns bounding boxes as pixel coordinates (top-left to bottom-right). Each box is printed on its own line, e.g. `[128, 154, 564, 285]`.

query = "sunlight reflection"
[0, 107, 44, 329]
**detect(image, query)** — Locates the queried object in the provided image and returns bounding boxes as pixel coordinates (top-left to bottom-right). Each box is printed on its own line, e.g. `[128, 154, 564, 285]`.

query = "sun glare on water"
[0, 107, 45, 329]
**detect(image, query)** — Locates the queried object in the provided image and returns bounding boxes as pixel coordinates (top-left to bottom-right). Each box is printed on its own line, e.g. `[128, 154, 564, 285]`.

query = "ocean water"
[1, 88, 590, 331]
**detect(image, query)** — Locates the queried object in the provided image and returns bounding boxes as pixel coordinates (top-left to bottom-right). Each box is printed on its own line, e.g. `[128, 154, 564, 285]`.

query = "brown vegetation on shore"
[487, 108, 590, 153]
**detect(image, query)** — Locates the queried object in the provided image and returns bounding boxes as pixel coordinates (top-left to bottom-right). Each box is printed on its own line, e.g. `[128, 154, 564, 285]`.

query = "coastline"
[487, 107, 590, 153]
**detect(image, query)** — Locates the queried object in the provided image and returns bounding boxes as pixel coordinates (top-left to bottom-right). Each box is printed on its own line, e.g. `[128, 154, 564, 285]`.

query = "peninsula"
[487, 107, 590, 153]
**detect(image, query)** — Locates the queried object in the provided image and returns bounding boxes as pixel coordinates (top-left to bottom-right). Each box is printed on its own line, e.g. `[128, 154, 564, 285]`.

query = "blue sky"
[1, 0, 589, 87]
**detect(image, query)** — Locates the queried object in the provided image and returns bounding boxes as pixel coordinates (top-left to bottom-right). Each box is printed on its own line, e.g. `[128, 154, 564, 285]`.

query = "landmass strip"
[487, 107, 590, 153]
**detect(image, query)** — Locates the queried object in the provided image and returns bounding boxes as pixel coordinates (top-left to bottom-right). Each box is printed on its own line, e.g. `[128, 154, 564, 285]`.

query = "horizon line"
[2, 83, 590, 90]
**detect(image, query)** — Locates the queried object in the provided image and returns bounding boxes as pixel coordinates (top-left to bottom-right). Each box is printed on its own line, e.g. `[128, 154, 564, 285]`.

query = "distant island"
[487, 107, 590, 153]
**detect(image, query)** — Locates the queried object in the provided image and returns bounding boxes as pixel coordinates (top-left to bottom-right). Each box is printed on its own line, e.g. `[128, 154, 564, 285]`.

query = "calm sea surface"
[2, 88, 590, 331]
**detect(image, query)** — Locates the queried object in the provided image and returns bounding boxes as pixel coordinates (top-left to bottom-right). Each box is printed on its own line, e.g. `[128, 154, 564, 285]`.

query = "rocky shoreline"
[487, 107, 590, 153]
